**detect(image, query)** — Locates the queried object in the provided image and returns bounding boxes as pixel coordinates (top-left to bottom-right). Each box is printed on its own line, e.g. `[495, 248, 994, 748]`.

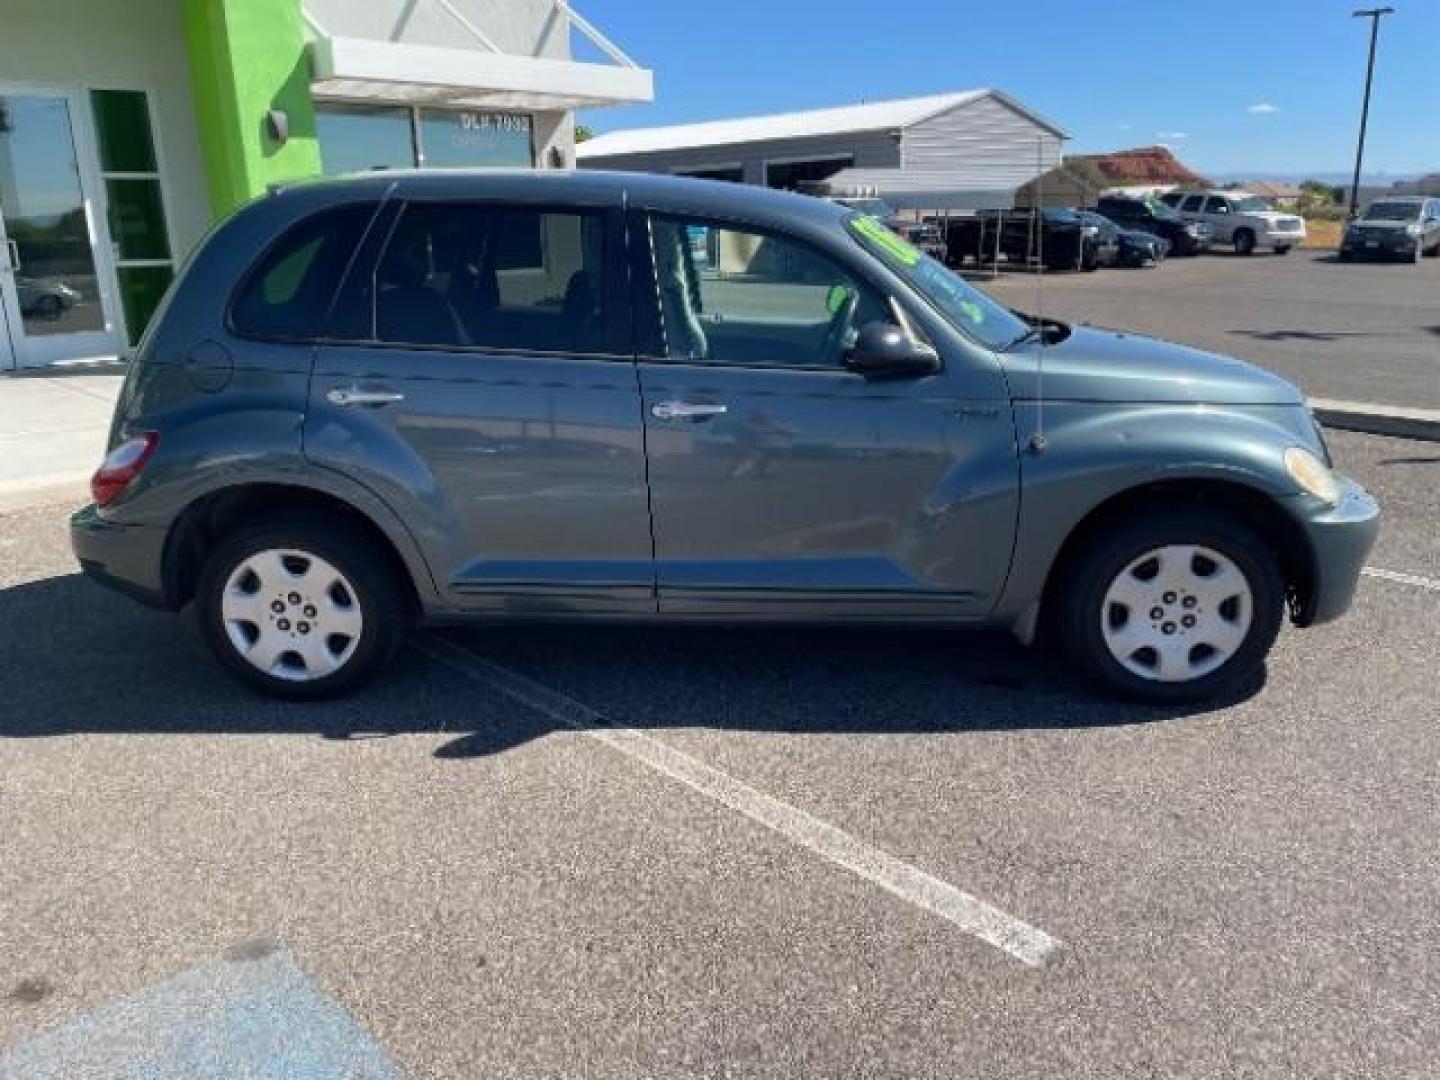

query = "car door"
[632, 210, 1018, 618]
[304, 196, 655, 615]
[1200, 195, 1234, 240]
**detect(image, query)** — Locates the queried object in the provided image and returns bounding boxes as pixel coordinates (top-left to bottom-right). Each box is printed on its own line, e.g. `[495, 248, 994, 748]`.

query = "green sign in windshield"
[850, 215, 921, 266]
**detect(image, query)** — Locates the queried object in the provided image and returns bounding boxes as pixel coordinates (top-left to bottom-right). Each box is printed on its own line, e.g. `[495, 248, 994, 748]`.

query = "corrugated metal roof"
[578, 90, 1001, 159]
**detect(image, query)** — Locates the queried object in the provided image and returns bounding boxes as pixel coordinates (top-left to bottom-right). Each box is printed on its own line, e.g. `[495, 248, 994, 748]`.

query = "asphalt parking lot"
[1, 426, 1437, 1078]
[983, 249, 1440, 412]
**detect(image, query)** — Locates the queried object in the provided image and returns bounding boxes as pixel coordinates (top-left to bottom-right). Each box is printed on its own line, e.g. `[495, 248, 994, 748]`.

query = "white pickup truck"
[1161, 190, 1307, 255]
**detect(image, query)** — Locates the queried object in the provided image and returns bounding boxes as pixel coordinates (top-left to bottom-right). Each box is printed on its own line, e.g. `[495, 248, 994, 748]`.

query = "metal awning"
[823, 168, 1019, 211]
[304, 2, 653, 111]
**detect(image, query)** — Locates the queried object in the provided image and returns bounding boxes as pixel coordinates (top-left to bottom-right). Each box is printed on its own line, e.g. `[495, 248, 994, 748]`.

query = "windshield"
[1363, 201, 1422, 222]
[1233, 196, 1273, 213]
[847, 215, 1029, 351]
[1141, 197, 1181, 220]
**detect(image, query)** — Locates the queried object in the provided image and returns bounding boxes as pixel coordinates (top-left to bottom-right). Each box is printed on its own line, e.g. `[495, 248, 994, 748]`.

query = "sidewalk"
[0, 363, 124, 511]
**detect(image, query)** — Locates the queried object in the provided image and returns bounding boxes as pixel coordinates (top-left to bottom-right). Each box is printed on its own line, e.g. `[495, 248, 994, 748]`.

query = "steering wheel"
[820, 285, 860, 366]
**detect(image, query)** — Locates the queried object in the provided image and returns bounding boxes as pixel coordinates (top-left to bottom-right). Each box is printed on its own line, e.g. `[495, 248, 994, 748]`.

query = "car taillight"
[91, 432, 158, 507]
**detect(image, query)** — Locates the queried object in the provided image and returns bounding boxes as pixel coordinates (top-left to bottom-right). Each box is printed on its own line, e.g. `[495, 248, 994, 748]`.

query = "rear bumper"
[70, 503, 173, 609]
[1289, 477, 1381, 626]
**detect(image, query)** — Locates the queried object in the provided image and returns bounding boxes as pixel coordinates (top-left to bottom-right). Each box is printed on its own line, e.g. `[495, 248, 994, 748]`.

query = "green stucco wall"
[182, 0, 320, 217]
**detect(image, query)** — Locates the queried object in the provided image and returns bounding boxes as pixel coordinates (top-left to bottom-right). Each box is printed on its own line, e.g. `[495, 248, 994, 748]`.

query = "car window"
[1159, 193, 1182, 208]
[1181, 195, 1205, 213]
[649, 215, 891, 369]
[1203, 196, 1231, 213]
[373, 202, 612, 354]
[1363, 201, 1422, 222]
[230, 203, 376, 340]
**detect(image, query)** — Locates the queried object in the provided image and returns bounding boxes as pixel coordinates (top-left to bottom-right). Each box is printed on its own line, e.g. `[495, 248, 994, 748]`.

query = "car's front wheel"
[197, 514, 409, 700]
[1058, 511, 1285, 703]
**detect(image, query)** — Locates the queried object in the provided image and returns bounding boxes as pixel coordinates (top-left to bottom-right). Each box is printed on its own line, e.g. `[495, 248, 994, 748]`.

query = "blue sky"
[578, 0, 1439, 178]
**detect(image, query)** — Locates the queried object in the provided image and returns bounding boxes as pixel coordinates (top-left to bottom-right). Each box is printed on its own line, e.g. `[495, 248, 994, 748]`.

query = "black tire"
[196, 513, 410, 700]
[1233, 229, 1256, 256]
[1338, 249, 1353, 262]
[1056, 509, 1285, 704]
[1274, 245, 1291, 256]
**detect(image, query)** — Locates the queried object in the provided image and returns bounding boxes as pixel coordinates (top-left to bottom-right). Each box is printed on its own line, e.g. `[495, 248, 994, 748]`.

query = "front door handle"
[327, 385, 405, 407]
[651, 401, 727, 422]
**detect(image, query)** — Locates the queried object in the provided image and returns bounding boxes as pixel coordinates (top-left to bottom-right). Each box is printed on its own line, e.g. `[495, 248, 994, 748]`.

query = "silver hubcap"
[1100, 545, 1253, 684]
[221, 549, 363, 682]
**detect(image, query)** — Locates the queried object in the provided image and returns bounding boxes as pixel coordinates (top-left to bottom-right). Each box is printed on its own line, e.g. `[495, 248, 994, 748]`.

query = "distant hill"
[1205, 170, 1425, 185]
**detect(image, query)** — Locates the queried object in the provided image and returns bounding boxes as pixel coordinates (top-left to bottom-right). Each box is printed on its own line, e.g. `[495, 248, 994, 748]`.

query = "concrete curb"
[1311, 398, 1440, 443]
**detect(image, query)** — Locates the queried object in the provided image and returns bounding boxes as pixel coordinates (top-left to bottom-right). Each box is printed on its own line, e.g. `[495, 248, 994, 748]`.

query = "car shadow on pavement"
[0, 573, 1266, 758]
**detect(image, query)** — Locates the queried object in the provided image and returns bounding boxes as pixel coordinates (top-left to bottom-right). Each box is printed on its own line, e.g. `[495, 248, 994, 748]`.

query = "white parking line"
[1364, 566, 1440, 592]
[416, 636, 1061, 968]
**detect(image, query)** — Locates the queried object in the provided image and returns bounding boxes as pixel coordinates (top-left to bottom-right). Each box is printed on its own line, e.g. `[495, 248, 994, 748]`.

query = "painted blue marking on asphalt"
[0, 950, 399, 1079]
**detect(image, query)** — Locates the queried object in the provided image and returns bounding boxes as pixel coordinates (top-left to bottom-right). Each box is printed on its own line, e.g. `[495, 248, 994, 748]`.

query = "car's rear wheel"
[1275, 245, 1292, 255]
[1234, 229, 1256, 256]
[1058, 511, 1285, 703]
[197, 514, 409, 700]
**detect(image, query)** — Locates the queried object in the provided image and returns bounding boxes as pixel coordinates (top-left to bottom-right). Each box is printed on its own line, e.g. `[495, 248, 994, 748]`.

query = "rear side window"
[1181, 195, 1205, 212]
[230, 203, 375, 340]
[372, 202, 614, 355]
[1203, 196, 1231, 213]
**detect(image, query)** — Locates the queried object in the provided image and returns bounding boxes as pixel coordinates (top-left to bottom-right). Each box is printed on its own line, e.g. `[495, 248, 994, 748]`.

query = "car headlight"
[1285, 446, 1341, 506]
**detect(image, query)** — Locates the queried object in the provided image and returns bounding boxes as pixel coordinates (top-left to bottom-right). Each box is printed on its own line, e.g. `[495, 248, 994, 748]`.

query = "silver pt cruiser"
[71, 171, 1379, 703]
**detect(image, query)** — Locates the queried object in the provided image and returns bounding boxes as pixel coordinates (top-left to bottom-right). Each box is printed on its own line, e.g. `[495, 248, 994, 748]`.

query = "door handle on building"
[327, 385, 405, 407]
[651, 401, 727, 421]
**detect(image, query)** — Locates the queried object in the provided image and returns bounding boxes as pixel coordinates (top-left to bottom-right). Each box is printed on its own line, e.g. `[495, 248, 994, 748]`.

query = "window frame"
[226, 200, 386, 345]
[339, 198, 632, 361]
[632, 208, 922, 374]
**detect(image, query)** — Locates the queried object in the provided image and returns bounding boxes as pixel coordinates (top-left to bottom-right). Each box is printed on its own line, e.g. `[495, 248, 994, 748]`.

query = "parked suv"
[72, 171, 1378, 703]
[1339, 196, 1440, 262]
[1163, 190, 1306, 255]
[1095, 195, 1210, 255]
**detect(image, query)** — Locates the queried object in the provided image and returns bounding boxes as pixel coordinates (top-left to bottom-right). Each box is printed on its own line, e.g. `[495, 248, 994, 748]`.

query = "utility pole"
[1348, 7, 1394, 220]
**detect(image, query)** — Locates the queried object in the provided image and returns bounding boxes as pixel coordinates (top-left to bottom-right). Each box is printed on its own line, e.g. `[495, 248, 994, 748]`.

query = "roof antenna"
[1030, 134, 1048, 454]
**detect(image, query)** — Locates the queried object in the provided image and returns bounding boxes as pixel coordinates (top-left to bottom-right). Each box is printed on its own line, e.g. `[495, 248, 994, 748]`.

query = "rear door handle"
[327, 385, 405, 407]
[651, 401, 727, 421]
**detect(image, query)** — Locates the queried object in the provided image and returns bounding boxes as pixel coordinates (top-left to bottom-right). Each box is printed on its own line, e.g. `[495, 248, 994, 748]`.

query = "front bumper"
[1288, 476, 1380, 626]
[1341, 233, 1419, 259]
[1261, 229, 1306, 248]
[70, 503, 173, 609]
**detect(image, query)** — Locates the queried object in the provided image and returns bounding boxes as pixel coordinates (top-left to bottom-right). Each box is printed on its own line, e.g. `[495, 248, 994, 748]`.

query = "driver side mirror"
[845, 321, 940, 379]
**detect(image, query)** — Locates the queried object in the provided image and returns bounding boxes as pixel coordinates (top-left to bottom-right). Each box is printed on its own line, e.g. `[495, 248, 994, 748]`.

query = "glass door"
[0, 87, 123, 369]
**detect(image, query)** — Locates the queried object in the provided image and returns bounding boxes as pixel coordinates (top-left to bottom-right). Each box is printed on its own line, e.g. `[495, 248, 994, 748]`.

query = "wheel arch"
[161, 480, 439, 615]
[1025, 477, 1317, 643]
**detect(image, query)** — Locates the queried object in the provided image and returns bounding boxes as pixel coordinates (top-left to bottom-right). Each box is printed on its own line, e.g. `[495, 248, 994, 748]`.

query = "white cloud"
[1156, 131, 1189, 140]
[1247, 102, 1281, 115]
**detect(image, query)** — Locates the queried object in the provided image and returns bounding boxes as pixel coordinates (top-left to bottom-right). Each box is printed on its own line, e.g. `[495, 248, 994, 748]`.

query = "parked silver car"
[1165, 190, 1307, 255]
[1340, 197, 1440, 262]
[72, 171, 1378, 703]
